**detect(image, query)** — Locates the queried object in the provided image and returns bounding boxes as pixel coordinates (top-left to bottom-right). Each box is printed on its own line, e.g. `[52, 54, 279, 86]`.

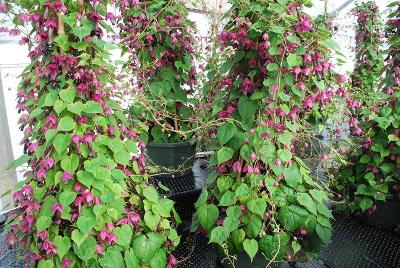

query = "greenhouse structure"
[1, 0, 400, 267]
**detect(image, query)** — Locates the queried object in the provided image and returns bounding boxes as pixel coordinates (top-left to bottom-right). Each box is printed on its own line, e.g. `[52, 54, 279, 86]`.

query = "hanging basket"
[146, 141, 196, 178]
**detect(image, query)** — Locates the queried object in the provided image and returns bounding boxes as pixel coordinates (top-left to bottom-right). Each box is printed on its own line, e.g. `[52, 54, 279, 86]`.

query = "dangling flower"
[337, 74, 346, 84]
[295, 14, 313, 32]
[61, 259, 71, 268]
[52, 203, 63, 214]
[96, 244, 104, 255]
[167, 254, 178, 268]
[61, 172, 73, 182]
[232, 161, 242, 173]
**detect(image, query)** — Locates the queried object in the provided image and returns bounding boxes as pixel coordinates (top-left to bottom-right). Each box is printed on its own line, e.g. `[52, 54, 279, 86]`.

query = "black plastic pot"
[357, 198, 400, 229]
[146, 141, 196, 178]
[217, 250, 279, 268]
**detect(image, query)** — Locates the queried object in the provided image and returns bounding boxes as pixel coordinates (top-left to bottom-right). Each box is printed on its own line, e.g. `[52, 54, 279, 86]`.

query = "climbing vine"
[194, 0, 357, 264]
[3, 1, 179, 267]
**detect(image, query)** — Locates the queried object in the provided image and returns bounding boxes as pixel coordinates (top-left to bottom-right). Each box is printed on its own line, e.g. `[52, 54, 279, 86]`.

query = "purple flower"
[52, 202, 63, 213]
[96, 244, 104, 255]
[295, 14, 313, 32]
[71, 134, 81, 144]
[61, 172, 73, 182]
[337, 74, 346, 84]
[0, 3, 7, 13]
[232, 161, 242, 173]
[62, 259, 71, 268]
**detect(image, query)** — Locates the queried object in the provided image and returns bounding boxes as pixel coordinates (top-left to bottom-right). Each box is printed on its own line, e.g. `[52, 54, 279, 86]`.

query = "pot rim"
[147, 141, 195, 148]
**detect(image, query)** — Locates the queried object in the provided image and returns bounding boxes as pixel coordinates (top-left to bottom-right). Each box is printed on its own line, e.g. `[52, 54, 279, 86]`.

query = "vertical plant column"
[5, 1, 179, 267]
[351, 1, 384, 102]
[336, 2, 400, 214]
[116, 0, 198, 143]
[194, 0, 354, 264]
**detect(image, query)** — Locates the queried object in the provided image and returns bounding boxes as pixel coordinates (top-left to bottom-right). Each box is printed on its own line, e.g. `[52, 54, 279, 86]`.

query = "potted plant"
[117, 0, 200, 178]
[335, 2, 400, 229]
[350, 1, 385, 103]
[3, 1, 180, 267]
[193, 0, 354, 267]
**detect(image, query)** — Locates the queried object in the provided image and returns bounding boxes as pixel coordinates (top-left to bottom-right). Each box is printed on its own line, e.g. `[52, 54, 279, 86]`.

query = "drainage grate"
[321, 216, 400, 268]
[150, 172, 201, 223]
[174, 232, 218, 268]
[150, 172, 198, 198]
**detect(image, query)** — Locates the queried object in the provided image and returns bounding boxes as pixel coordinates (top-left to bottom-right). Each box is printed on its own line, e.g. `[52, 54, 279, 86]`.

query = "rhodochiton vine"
[336, 2, 400, 214]
[115, 0, 199, 143]
[351, 1, 384, 102]
[3, 1, 179, 267]
[194, 0, 357, 264]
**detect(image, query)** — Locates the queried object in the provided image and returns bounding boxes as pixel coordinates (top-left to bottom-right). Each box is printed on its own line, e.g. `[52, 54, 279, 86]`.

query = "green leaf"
[53, 236, 71, 259]
[77, 171, 94, 188]
[76, 215, 95, 234]
[287, 53, 303, 68]
[283, 163, 302, 188]
[114, 149, 130, 166]
[309, 189, 328, 204]
[75, 235, 97, 263]
[59, 191, 77, 207]
[144, 211, 161, 230]
[259, 233, 290, 261]
[54, 99, 67, 114]
[209, 226, 229, 243]
[99, 248, 125, 268]
[247, 198, 266, 217]
[59, 88, 76, 103]
[317, 203, 333, 218]
[297, 193, 317, 215]
[53, 134, 71, 154]
[114, 224, 133, 248]
[149, 249, 167, 268]
[267, 63, 279, 71]
[132, 233, 164, 263]
[217, 123, 237, 146]
[246, 215, 262, 238]
[124, 249, 140, 268]
[238, 96, 257, 127]
[223, 217, 239, 232]
[143, 187, 159, 203]
[219, 191, 236, 206]
[71, 229, 88, 248]
[359, 198, 373, 212]
[61, 154, 79, 172]
[235, 184, 249, 198]
[38, 260, 54, 268]
[58, 116, 76, 132]
[292, 241, 301, 254]
[84, 101, 103, 114]
[73, 18, 94, 40]
[68, 101, 85, 114]
[217, 176, 234, 192]
[231, 229, 246, 247]
[217, 147, 235, 164]
[315, 223, 332, 245]
[278, 149, 292, 162]
[197, 204, 219, 230]
[36, 216, 51, 233]
[243, 239, 258, 262]
[278, 205, 309, 231]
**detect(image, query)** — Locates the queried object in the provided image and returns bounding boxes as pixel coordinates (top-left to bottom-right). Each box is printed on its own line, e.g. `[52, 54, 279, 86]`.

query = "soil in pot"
[146, 141, 196, 178]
